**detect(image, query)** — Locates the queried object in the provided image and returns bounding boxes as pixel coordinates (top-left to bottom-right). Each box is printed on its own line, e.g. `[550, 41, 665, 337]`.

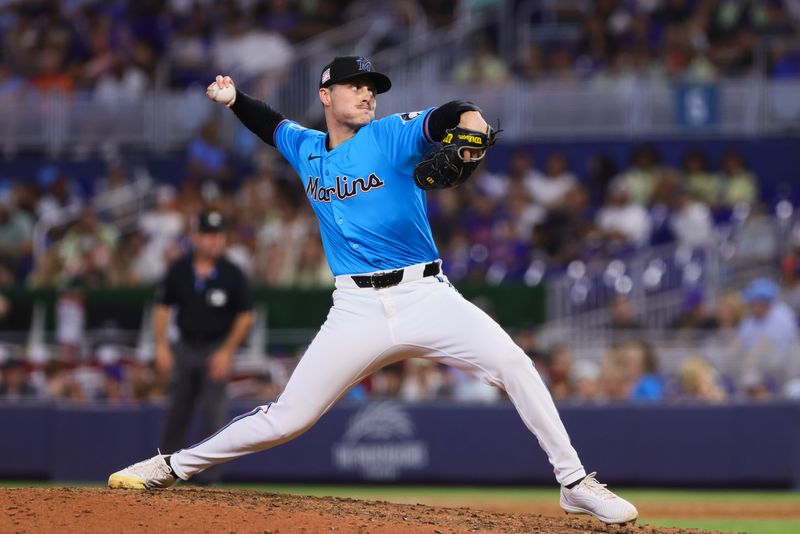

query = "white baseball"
[211, 83, 236, 105]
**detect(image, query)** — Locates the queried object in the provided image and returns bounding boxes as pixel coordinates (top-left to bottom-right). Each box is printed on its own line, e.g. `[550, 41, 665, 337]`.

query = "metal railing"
[542, 212, 791, 335]
[2, 76, 798, 156]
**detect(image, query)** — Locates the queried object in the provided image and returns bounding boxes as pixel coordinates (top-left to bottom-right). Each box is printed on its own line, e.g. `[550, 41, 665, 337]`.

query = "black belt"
[351, 261, 440, 289]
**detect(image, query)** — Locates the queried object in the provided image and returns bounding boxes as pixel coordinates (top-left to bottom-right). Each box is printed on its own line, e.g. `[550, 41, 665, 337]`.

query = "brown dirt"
[0, 488, 710, 534]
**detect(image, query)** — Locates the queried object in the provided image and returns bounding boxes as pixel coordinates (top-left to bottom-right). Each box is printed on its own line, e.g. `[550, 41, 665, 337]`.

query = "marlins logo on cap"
[321, 68, 331, 85]
[356, 57, 373, 72]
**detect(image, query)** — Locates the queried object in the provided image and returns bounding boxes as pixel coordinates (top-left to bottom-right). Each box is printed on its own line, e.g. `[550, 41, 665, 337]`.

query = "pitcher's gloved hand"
[413, 125, 499, 190]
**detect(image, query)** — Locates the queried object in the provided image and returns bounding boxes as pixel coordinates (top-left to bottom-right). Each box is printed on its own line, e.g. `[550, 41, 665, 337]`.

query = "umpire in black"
[155, 210, 253, 483]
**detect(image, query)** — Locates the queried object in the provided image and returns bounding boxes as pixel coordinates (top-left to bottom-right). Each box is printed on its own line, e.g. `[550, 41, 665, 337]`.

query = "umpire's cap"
[319, 56, 391, 94]
[197, 210, 225, 233]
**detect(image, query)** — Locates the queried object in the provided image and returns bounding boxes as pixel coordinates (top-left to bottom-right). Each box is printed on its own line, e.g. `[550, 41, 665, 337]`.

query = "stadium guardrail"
[1, 78, 798, 155]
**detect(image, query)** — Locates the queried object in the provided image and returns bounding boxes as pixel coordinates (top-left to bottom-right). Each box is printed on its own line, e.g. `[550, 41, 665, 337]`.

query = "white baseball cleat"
[560, 472, 639, 525]
[108, 452, 178, 490]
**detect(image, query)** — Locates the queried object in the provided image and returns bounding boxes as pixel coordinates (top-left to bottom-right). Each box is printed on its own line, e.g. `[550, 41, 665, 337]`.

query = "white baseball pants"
[170, 261, 586, 486]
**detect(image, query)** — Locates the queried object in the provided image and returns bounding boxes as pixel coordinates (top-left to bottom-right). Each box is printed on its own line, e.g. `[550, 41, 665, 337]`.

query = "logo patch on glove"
[413, 125, 499, 191]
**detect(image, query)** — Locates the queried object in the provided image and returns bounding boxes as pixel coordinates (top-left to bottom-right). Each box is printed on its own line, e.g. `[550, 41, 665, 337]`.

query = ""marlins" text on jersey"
[305, 174, 385, 203]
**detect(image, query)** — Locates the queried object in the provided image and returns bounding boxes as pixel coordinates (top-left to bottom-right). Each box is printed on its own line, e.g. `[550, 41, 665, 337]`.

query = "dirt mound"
[1, 488, 711, 534]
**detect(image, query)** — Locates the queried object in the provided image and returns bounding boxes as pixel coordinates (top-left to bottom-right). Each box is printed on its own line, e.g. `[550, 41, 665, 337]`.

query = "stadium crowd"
[459, 0, 800, 85]
[2, 272, 799, 404]
[0, 0, 798, 406]
[0, 0, 798, 101]
[0, 137, 763, 289]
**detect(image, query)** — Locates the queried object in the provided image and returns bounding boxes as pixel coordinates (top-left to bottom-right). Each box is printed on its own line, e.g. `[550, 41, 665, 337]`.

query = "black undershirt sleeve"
[426, 100, 482, 141]
[229, 89, 286, 147]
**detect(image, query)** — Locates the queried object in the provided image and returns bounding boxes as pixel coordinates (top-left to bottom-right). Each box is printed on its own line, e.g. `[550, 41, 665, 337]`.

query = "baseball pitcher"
[109, 56, 637, 525]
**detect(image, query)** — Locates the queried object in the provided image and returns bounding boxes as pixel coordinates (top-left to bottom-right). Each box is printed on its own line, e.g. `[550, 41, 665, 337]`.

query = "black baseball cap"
[197, 211, 225, 233]
[319, 56, 391, 94]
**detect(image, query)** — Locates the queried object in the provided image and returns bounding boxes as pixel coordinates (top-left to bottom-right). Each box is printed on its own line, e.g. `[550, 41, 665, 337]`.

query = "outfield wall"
[3, 401, 799, 488]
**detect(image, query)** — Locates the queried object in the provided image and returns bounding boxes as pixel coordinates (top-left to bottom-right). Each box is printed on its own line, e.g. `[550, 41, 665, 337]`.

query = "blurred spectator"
[624, 340, 664, 402]
[668, 185, 714, 248]
[595, 179, 652, 247]
[502, 179, 544, 242]
[735, 278, 800, 396]
[513, 327, 540, 360]
[187, 119, 234, 189]
[167, 11, 214, 87]
[0, 62, 25, 94]
[608, 293, 643, 330]
[480, 150, 541, 201]
[516, 43, 545, 82]
[533, 187, 592, 266]
[577, 11, 618, 69]
[715, 290, 747, 331]
[94, 55, 149, 104]
[682, 150, 718, 206]
[371, 362, 404, 398]
[449, 366, 501, 402]
[256, 197, 317, 286]
[781, 252, 800, 316]
[28, 247, 65, 288]
[769, 41, 800, 79]
[399, 360, 446, 401]
[451, 34, 510, 86]
[291, 239, 334, 288]
[225, 225, 257, 279]
[569, 359, 601, 402]
[617, 144, 665, 205]
[36, 171, 83, 227]
[136, 186, 185, 283]
[108, 230, 147, 287]
[542, 343, 573, 401]
[211, 12, 293, 83]
[717, 152, 758, 208]
[0, 196, 34, 279]
[0, 358, 38, 400]
[671, 288, 719, 330]
[598, 343, 631, 401]
[754, 0, 797, 38]
[547, 48, 579, 83]
[31, 45, 73, 93]
[93, 163, 147, 224]
[678, 356, 728, 403]
[586, 153, 619, 207]
[527, 152, 578, 212]
[58, 208, 119, 288]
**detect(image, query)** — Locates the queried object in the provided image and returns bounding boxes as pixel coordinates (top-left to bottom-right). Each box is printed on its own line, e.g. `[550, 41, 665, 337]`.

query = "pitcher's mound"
[1, 487, 707, 533]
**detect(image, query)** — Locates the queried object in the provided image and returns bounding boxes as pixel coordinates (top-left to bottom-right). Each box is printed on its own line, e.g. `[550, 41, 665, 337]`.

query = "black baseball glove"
[413, 125, 499, 190]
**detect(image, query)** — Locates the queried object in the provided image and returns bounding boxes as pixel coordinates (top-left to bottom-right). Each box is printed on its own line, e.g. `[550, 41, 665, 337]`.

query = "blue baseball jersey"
[273, 108, 439, 276]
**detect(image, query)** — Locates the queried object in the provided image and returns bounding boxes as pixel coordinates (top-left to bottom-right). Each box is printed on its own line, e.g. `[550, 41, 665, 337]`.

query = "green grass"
[226, 484, 800, 504]
[641, 518, 800, 534]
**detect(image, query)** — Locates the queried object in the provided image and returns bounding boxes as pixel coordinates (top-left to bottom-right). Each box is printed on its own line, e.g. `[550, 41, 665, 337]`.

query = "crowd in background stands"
[1, 0, 798, 101]
[0, 0, 798, 405]
[2, 274, 799, 404]
[457, 0, 800, 85]
[0, 135, 797, 404]
[0, 0, 453, 97]
[0, 137, 763, 289]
